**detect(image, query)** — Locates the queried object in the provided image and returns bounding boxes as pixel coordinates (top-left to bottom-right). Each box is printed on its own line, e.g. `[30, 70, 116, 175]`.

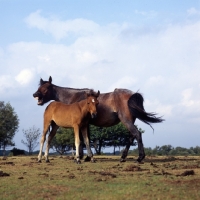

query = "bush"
[10, 148, 25, 156]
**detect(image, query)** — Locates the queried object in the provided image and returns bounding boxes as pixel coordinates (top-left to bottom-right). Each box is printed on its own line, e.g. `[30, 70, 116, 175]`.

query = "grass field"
[0, 155, 200, 200]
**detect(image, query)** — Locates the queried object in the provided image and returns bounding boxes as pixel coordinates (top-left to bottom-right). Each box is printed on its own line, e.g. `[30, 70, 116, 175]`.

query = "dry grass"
[0, 155, 200, 200]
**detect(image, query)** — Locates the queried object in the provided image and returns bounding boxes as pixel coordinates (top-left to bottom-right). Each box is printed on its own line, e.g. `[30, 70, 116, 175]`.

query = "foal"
[38, 91, 100, 163]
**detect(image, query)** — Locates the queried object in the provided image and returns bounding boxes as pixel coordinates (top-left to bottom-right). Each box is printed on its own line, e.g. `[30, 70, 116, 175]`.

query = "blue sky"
[1, 0, 200, 152]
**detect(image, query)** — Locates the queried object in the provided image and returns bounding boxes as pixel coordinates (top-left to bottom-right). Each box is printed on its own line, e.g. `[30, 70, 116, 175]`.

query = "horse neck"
[53, 85, 91, 104]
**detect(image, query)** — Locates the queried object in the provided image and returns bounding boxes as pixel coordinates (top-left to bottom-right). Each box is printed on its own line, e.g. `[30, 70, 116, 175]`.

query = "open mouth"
[34, 97, 43, 105]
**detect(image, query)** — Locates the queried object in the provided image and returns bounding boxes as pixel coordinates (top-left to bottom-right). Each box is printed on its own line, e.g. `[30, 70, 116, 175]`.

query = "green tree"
[0, 101, 19, 156]
[50, 127, 75, 155]
[190, 146, 200, 155]
[89, 125, 110, 155]
[90, 123, 144, 155]
[105, 123, 130, 155]
[21, 126, 41, 155]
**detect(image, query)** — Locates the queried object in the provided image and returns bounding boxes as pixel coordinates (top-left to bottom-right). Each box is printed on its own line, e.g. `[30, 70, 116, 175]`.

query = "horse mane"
[86, 89, 100, 97]
[39, 80, 48, 86]
[39, 80, 98, 94]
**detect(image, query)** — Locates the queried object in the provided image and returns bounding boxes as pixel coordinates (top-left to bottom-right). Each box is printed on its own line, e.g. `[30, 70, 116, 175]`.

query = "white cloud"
[187, 7, 200, 16]
[134, 10, 157, 18]
[0, 75, 15, 93]
[145, 99, 172, 118]
[145, 76, 165, 88]
[15, 69, 35, 86]
[25, 10, 100, 40]
[108, 76, 137, 91]
[180, 88, 200, 114]
[181, 88, 194, 107]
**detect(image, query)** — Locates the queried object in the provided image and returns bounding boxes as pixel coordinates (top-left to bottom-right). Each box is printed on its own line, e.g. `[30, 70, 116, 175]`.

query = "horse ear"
[40, 78, 44, 85]
[97, 90, 100, 97]
[49, 76, 52, 84]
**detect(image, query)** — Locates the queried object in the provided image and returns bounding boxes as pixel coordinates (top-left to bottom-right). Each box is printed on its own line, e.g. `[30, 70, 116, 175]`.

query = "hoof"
[120, 158, 126, 163]
[90, 159, 96, 163]
[84, 156, 92, 162]
[45, 159, 50, 163]
[76, 160, 81, 164]
[38, 160, 42, 163]
[137, 161, 144, 164]
[136, 154, 145, 163]
[136, 157, 145, 164]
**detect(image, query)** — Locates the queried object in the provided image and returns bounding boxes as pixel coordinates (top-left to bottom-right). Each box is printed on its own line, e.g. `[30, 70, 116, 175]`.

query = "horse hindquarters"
[113, 90, 145, 162]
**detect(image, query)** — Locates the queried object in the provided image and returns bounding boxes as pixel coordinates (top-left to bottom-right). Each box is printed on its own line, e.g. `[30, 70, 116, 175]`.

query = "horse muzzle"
[33, 92, 43, 105]
[91, 113, 97, 119]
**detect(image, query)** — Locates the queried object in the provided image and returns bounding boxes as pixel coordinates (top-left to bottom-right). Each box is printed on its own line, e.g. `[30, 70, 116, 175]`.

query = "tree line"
[129, 145, 200, 156]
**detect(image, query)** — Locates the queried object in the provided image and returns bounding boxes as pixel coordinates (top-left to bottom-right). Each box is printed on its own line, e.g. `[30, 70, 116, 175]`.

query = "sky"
[1, 0, 200, 152]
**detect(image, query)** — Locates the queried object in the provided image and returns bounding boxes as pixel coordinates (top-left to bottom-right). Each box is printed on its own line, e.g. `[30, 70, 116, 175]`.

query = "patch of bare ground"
[68, 173, 75, 179]
[123, 164, 149, 172]
[165, 178, 200, 186]
[0, 170, 10, 177]
[177, 170, 195, 176]
[88, 170, 117, 177]
[0, 161, 15, 166]
[39, 184, 70, 199]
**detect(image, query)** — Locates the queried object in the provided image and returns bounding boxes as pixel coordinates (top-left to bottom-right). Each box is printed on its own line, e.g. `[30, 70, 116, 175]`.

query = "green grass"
[0, 155, 200, 199]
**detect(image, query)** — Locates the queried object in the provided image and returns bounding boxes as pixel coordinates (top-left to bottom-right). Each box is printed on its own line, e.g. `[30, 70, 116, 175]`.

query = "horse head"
[86, 90, 100, 119]
[33, 76, 54, 105]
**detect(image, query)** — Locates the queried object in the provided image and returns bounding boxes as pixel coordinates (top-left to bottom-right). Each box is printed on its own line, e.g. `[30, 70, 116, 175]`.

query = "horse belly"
[52, 113, 73, 128]
[90, 111, 120, 127]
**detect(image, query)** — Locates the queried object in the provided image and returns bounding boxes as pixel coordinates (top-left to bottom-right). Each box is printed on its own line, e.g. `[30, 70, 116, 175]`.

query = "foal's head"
[86, 90, 100, 119]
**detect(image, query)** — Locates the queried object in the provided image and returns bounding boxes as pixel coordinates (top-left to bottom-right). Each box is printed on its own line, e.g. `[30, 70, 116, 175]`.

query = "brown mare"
[38, 91, 100, 163]
[33, 76, 164, 162]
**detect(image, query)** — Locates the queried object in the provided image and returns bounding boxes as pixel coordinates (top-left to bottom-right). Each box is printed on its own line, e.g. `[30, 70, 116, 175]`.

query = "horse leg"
[81, 126, 94, 162]
[120, 133, 135, 162]
[44, 123, 59, 162]
[74, 125, 81, 164]
[122, 122, 145, 163]
[79, 130, 84, 159]
[38, 123, 49, 162]
[135, 130, 145, 162]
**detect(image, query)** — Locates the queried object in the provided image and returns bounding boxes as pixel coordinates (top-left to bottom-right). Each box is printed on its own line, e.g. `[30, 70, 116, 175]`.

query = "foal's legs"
[38, 122, 50, 162]
[44, 123, 59, 162]
[81, 126, 94, 162]
[74, 125, 81, 164]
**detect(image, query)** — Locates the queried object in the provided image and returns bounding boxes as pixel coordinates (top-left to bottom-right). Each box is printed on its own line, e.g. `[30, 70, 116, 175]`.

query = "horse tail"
[128, 93, 164, 129]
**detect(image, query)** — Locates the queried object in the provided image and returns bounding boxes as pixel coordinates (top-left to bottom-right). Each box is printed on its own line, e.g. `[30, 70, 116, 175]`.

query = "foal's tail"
[128, 93, 164, 129]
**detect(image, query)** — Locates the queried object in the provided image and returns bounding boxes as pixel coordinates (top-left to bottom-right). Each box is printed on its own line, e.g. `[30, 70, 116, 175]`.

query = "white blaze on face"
[92, 99, 95, 103]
